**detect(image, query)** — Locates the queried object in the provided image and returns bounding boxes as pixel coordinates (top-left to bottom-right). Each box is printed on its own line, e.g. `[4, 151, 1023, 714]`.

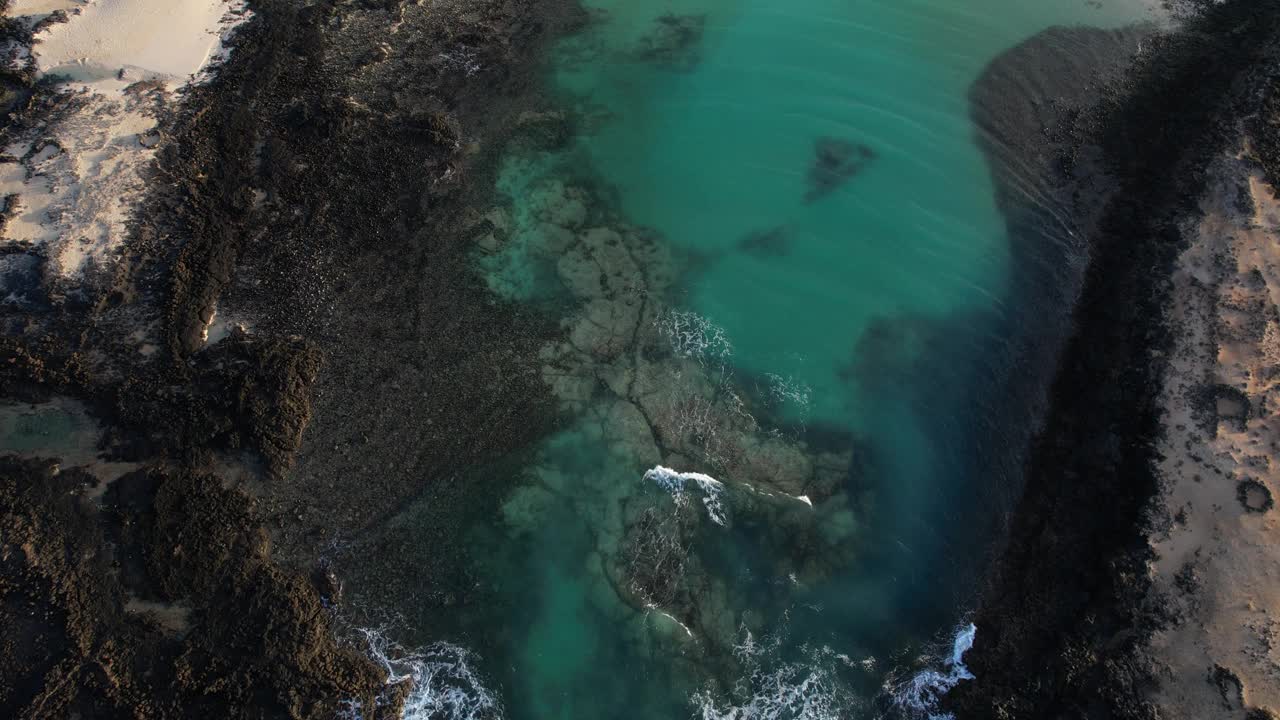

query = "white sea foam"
[692, 625, 858, 720]
[644, 465, 728, 526]
[655, 308, 733, 367]
[651, 609, 695, 639]
[343, 628, 503, 720]
[886, 623, 976, 720]
[764, 373, 812, 411]
[692, 664, 847, 720]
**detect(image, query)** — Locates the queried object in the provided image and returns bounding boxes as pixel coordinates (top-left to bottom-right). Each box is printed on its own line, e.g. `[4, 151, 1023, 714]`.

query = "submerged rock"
[635, 14, 707, 72]
[805, 137, 876, 203]
[738, 226, 790, 258]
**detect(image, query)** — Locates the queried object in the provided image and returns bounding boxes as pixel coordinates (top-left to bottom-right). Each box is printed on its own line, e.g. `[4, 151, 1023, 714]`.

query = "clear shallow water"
[390, 1, 1159, 718]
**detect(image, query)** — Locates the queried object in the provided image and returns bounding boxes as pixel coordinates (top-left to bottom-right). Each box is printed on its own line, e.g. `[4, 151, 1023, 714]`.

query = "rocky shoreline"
[948, 1, 1280, 717]
[0, 0, 581, 716]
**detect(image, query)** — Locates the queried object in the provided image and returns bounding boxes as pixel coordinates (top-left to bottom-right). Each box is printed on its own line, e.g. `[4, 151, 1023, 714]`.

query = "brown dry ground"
[1146, 154, 1280, 717]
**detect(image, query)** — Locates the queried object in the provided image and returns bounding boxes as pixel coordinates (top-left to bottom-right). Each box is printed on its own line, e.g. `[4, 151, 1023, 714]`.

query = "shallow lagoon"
[429, 1, 1160, 717]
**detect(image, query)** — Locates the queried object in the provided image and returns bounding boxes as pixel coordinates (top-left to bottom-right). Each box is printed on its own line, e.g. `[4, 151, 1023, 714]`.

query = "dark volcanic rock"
[99, 334, 323, 477]
[0, 457, 393, 719]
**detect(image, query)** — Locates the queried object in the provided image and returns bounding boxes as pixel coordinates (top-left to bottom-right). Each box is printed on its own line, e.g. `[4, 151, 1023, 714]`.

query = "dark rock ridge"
[919, 22, 1151, 606]
[947, 2, 1280, 717]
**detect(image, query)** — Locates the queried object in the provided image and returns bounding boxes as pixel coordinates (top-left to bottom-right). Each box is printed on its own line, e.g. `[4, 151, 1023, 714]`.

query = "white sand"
[0, 97, 161, 275]
[8, 0, 85, 17]
[34, 0, 239, 82]
[0, 0, 248, 280]
[1148, 156, 1280, 717]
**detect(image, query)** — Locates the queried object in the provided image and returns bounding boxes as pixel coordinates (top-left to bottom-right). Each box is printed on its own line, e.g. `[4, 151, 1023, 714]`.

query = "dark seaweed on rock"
[0, 249, 47, 312]
[107, 333, 322, 477]
[0, 4, 38, 116]
[805, 137, 875, 204]
[738, 225, 790, 257]
[107, 0, 582, 596]
[946, 2, 1280, 718]
[635, 13, 707, 71]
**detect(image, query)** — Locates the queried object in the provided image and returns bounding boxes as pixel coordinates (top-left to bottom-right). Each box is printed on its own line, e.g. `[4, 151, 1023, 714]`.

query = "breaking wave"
[886, 623, 976, 720]
[644, 465, 728, 525]
[340, 628, 502, 720]
[691, 626, 861, 720]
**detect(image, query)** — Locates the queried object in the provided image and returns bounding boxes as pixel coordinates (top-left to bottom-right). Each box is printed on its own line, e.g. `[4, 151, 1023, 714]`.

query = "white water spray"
[341, 628, 502, 720]
[644, 465, 728, 525]
[887, 623, 976, 720]
[692, 625, 859, 720]
[655, 309, 733, 367]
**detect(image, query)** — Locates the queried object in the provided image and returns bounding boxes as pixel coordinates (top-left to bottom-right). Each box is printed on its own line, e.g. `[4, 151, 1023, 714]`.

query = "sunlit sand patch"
[33, 0, 243, 84]
[0, 92, 164, 276]
[124, 596, 192, 638]
[9, 0, 85, 16]
[203, 306, 253, 345]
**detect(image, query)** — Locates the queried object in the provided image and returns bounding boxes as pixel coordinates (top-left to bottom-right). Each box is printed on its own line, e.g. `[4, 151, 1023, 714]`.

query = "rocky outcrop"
[0, 458, 394, 719]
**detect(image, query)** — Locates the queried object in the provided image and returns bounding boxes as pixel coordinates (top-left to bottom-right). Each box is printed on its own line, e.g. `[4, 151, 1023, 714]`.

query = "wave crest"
[644, 465, 728, 525]
[886, 623, 976, 720]
[342, 628, 502, 720]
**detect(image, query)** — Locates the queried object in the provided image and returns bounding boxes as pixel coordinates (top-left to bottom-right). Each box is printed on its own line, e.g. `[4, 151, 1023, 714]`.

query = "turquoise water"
[400, 1, 1161, 718]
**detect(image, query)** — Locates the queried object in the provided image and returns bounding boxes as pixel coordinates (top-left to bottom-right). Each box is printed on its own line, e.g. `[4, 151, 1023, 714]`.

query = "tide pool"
[421, 1, 1160, 718]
